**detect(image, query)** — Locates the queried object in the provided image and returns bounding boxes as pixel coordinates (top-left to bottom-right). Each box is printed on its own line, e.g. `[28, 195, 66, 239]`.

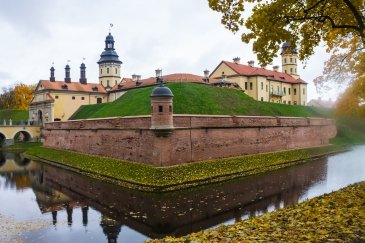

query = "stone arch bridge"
[0, 125, 41, 146]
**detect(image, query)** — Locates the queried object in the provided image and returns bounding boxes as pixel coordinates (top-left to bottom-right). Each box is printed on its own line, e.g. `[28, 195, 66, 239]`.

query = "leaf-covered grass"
[70, 83, 332, 119]
[25, 144, 346, 191]
[148, 181, 365, 242]
[0, 109, 28, 122]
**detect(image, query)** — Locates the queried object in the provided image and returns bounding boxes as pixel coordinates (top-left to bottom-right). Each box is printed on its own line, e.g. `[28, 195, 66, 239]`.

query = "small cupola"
[79, 63, 87, 84]
[64, 64, 71, 83]
[150, 82, 174, 135]
[105, 33, 115, 50]
[50, 66, 55, 82]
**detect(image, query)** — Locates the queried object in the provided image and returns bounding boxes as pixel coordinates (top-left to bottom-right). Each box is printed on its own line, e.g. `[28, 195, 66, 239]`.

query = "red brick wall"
[43, 115, 337, 166]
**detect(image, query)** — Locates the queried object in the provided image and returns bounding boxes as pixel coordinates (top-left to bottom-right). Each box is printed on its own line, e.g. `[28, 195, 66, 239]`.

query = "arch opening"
[14, 131, 32, 143]
[0, 133, 6, 147]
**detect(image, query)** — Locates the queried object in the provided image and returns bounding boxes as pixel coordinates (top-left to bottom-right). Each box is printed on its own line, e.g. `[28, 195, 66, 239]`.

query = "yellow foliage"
[13, 84, 34, 110]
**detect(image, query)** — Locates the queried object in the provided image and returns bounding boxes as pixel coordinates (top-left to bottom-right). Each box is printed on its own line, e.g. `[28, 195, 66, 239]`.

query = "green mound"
[70, 83, 331, 120]
[0, 109, 28, 122]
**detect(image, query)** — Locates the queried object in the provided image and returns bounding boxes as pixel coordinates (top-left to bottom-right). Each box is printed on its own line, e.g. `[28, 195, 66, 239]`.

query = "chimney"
[132, 74, 138, 82]
[64, 64, 71, 83]
[203, 69, 210, 83]
[79, 63, 87, 84]
[273, 65, 279, 72]
[233, 57, 241, 64]
[248, 60, 255, 67]
[50, 66, 55, 82]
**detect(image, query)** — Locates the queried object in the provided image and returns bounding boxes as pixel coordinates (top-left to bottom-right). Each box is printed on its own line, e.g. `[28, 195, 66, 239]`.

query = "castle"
[29, 32, 307, 124]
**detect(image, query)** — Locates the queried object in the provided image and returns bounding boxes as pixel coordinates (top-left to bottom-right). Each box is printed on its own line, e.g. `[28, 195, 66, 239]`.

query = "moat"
[0, 146, 364, 243]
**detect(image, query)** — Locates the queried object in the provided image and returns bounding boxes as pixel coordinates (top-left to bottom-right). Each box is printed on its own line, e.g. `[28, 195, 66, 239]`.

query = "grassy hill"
[0, 109, 28, 121]
[71, 83, 332, 120]
[331, 116, 365, 145]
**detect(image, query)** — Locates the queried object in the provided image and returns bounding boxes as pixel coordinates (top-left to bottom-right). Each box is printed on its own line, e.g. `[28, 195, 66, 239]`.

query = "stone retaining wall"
[43, 115, 337, 166]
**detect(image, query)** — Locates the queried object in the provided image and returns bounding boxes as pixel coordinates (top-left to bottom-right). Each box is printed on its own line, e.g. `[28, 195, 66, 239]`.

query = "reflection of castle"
[37, 158, 327, 238]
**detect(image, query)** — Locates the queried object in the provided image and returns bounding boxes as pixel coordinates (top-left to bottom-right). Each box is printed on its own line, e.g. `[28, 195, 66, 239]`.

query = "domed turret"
[281, 42, 299, 79]
[98, 32, 122, 90]
[150, 83, 174, 134]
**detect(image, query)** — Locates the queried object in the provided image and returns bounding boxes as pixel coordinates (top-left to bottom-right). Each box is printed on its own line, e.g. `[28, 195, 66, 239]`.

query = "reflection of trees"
[0, 154, 5, 167]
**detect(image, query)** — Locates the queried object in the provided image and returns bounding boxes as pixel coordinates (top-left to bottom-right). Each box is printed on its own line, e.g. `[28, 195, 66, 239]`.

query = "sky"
[0, 0, 339, 101]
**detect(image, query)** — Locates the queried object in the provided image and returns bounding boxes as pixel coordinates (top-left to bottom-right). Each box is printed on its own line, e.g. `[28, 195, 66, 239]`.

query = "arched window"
[115, 68, 117, 74]
[290, 68, 293, 73]
[107, 68, 109, 74]
[290, 58, 293, 63]
[100, 69, 102, 74]
[294, 88, 297, 95]
[97, 98, 102, 104]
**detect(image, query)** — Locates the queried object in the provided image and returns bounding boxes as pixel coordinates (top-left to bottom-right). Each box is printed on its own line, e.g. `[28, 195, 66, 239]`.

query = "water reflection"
[0, 146, 364, 242]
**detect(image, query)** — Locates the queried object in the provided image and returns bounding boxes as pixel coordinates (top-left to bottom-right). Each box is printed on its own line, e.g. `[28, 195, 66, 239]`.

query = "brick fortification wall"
[43, 115, 337, 166]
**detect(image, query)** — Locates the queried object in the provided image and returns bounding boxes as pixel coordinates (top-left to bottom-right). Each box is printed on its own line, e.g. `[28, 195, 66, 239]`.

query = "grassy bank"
[71, 83, 331, 119]
[332, 116, 365, 145]
[0, 142, 42, 152]
[148, 181, 365, 242]
[25, 144, 346, 192]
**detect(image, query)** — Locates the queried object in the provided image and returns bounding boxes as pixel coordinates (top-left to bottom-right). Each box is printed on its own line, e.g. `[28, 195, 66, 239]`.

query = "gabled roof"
[110, 73, 204, 92]
[214, 61, 307, 84]
[36, 80, 107, 93]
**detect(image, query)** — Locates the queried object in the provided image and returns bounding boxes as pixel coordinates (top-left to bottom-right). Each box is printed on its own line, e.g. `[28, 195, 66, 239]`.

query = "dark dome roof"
[106, 33, 114, 42]
[281, 42, 298, 54]
[150, 85, 174, 97]
[98, 50, 122, 64]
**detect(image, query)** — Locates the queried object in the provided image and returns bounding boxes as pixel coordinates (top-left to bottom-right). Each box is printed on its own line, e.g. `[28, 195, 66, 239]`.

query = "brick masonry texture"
[43, 115, 337, 166]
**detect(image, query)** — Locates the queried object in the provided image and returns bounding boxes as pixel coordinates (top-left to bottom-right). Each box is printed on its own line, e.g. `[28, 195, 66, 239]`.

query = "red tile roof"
[217, 61, 307, 84]
[110, 73, 204, 91]
[37, 80, 107, 93]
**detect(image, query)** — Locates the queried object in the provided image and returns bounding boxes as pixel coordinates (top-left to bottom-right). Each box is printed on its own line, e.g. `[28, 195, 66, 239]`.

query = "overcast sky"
[0, 0, 339, 100]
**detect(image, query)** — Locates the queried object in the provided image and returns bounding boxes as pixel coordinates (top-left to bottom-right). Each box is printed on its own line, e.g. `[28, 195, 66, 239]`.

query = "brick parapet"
[43, 115, 337, 166]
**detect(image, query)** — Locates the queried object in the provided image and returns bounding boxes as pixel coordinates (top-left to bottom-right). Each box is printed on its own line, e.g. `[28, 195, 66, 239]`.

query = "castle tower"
[281, 42, 299, 79]
[97, 32, 122, 90]
[150, 83, 174, 132]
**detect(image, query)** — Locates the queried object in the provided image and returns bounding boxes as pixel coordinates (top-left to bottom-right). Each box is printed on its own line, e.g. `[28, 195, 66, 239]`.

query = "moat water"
[0, 146, 364, 243]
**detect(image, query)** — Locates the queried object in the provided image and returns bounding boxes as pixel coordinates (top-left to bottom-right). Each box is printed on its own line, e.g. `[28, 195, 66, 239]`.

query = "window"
[294, 88, 297, 95]
[284, 58, 286, 63]
[290, 68, 293, 73]
[283, 87, 286, 94]
[303, 88, 305, 95]
[261, 82, 263, 90]
[81, 97, 85, 100]
[169, 105, 172, 112]
[107, 80, 110, 87]
[55, 95, 59, 99]
[295, 68, 297, 73]
[72, 96, 75, 100]
[97, 98, 102, 104]
[290, 58, 293, 63]
[285, 70, 287, 73]
[266, 85, 268, 92]
[54, 118, 61, 121]
[261, 97, 263, 101]
[244, 82, 248, 90]
[107, 68, 109, 74]
[289, 88, 291, 95]
[294, 101, 297, 105]
[100, 69, 102, 74]
[158, 105, 163, 112]
[288, 101, 291, 105]
[283, 100, 286, 104]
[250, 82, 253, 90]
[115, 80, 117, 85]
[277, 86, 279, 93]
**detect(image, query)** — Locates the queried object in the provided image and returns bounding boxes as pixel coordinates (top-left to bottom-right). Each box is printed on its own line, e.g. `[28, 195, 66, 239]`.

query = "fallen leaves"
[146, 181, 365, 242]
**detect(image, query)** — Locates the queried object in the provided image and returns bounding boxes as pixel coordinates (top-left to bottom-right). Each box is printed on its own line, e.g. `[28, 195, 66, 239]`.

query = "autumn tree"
[208, 0, 365, 115]
[0, 86, 16, 109]
[13, 84, 34, 110]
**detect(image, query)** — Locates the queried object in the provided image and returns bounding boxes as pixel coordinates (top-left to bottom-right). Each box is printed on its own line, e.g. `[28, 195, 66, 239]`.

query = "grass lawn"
[0, 109, 28, 122]
[70, 83, 332, 119]
[147, 181, 365, 242]
[25, 144, 346, 192]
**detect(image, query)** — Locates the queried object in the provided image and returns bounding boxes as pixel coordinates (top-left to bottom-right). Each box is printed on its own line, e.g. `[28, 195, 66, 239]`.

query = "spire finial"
[109, 23, 113, 33]
[82, 57, 86, 63]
